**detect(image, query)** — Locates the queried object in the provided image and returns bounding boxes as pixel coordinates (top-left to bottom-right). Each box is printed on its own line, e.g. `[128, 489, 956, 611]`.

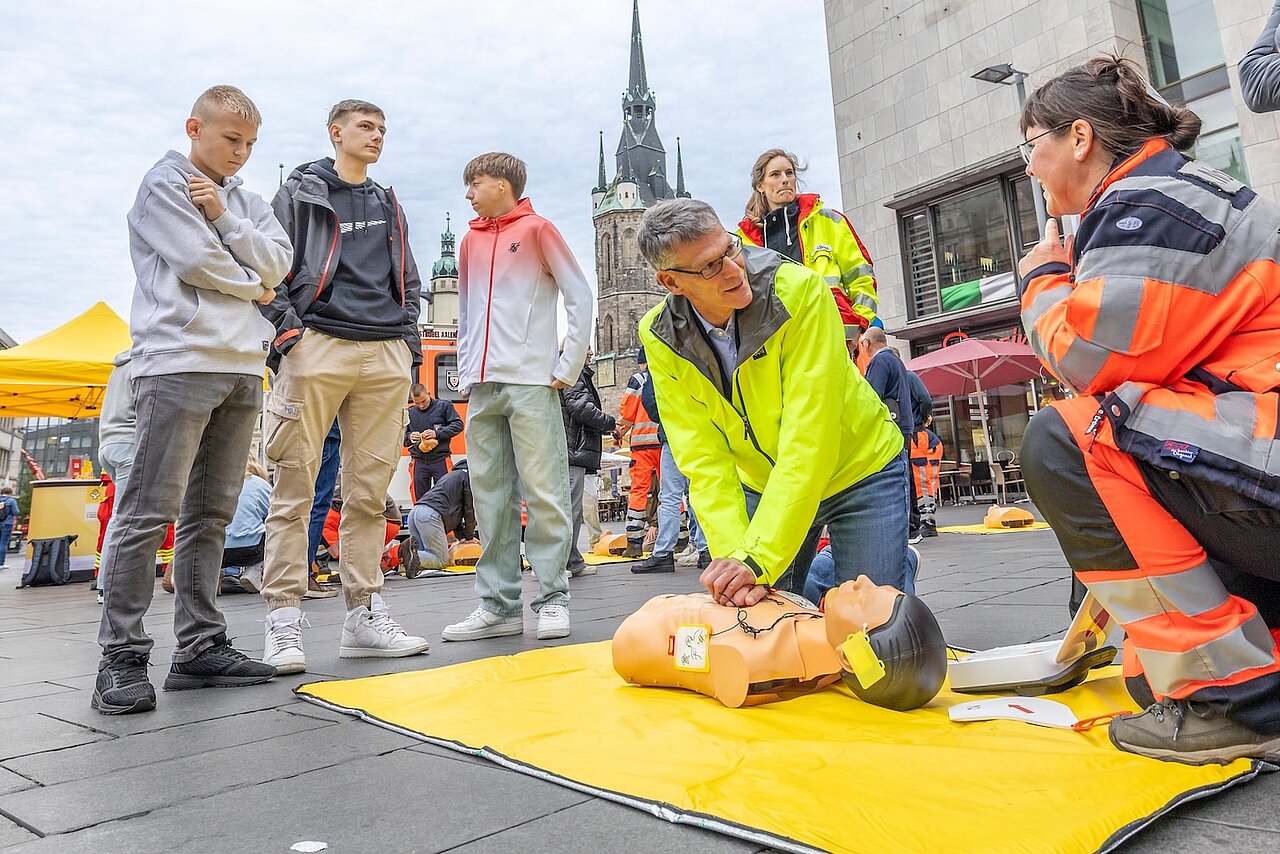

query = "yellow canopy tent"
[0, 302, 131, 418]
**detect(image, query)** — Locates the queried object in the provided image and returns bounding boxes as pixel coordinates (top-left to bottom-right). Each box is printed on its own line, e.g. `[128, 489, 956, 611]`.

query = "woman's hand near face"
[1017, 218, 1073, 279]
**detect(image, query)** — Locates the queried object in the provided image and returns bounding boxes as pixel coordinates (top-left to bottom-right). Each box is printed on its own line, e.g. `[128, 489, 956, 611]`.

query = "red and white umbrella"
[905, 338, 1045, 462]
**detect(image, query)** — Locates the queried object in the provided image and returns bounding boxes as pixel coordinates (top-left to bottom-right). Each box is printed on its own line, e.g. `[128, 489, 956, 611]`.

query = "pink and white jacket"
[457, 198, 593, 392]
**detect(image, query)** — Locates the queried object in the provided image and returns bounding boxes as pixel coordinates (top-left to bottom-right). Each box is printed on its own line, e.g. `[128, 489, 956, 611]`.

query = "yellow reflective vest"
[639, 246, 902, 584]
[737, 193, 878, 331]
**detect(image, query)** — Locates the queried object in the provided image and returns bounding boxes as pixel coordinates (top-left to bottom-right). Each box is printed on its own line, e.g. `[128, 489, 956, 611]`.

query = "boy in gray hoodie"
[93, 85, 288, 715]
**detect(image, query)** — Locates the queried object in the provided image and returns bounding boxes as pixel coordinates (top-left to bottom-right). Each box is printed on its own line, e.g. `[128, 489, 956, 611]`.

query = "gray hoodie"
[126, 151, 292, 378]
[98, 350, 136, 448]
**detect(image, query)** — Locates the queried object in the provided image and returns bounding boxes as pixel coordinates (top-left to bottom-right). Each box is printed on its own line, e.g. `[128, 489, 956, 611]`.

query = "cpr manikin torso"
[612, 576, 946, 710]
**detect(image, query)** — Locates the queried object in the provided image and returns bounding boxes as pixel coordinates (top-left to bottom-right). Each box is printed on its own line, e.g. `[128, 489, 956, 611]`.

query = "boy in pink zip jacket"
[442, 152, 594, 643]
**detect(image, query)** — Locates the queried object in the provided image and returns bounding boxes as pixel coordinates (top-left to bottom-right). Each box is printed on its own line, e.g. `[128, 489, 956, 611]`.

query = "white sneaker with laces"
[340, 593, 430, 658]
[263, 607, 308, 674]
[536, 603, 571, 640]
[441, 606, 523, 641]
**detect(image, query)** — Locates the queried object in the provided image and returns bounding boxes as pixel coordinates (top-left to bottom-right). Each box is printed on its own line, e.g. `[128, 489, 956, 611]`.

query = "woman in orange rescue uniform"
[1016, 55, 1280, 766]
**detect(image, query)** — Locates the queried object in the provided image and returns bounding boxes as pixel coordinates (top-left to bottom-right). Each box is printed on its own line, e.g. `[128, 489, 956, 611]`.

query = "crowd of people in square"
[84, 38, 1280, 768]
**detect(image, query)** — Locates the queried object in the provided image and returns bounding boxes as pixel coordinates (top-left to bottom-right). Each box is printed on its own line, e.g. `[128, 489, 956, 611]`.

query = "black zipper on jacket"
[733, 370, 775, 466]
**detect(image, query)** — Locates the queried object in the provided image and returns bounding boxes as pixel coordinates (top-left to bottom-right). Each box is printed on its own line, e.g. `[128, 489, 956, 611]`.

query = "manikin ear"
[185, 117, 202, 141]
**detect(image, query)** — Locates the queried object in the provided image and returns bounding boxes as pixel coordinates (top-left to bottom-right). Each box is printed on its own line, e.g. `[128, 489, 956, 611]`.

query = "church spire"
[675, 137, 689, 198]
[431, 212, 458, 280]
[594, 131, 608, 194]
[625, 0, 650, 104]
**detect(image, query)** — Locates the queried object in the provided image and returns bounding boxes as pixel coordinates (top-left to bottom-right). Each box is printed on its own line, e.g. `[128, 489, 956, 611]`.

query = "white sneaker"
[536, 603, 571, 640]
[263, 607, 308, 674]
[239, 563, 263, 594]
[568, 564, 597, 577]
[441, 606, 523, 641]
[908, 544, 922, 586]
[340, 594, 430, 658]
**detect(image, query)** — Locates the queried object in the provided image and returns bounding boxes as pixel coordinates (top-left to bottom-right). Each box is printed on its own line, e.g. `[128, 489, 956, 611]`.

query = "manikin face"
[330, 111, 385, 167]
[755, 154, 798, 211]
[822, 575, 902, 665]
[186, 112, 258, 183]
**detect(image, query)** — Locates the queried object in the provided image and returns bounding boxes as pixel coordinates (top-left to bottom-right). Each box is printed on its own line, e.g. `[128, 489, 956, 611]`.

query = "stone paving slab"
[0, 506, 1275, 852]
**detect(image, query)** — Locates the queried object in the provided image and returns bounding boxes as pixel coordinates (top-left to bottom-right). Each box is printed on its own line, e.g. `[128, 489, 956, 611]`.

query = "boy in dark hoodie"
[259, 99, 429, 674]
[93, 85, 287, 715]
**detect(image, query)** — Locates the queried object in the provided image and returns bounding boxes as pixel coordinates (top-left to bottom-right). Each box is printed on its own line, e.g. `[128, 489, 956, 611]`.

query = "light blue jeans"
[407, 504, 450, 569]
[654, 443, 706, 556]
[745, 453, 916, 601]
[466, 383, 570, 616]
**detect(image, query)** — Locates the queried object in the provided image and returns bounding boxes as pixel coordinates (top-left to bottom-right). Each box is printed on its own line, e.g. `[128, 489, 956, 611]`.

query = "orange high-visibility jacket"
[618, 371, 661, 450]
[1020, 139, 1280, 507]
[909, 428, 943, 498]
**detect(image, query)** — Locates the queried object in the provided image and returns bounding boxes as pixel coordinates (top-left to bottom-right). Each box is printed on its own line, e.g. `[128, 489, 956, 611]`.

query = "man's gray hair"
[637, 199, 723, 270]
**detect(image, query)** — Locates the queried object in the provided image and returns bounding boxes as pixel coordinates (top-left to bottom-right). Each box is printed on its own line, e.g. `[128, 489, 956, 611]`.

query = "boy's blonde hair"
[191, 85, 262, 127]
[463, 152, 527, 199]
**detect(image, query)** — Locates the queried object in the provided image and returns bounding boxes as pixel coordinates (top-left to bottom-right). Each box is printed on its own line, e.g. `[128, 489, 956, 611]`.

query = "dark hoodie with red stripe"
[263, 158, 424, 370]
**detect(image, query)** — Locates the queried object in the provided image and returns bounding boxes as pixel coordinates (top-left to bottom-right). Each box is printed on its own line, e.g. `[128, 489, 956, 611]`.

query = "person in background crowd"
[561, 348, 616, 578]
[909, 414, 943, 539]
[617, 346, 662, 557]
[1017, 55, 1280, 764]
[222, 458, 271, 594]
[860, 328, 917, 544]
[0, 486, 18, 569]
[403, 460, 476, 574]
[1238, 1, 1280, 113]
[405, 382, 463, 501]
[737, 148, 877, 358]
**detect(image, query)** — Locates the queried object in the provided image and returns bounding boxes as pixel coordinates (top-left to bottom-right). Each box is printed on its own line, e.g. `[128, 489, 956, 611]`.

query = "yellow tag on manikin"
[841, 631, 886, 689]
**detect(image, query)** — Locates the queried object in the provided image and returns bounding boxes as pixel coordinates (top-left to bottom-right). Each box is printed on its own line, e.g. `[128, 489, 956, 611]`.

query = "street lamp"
[972, 62, 1049, 235]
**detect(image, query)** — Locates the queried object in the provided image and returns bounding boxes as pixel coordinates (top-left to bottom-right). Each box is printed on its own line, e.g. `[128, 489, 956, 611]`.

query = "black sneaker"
[399, 537, 421, 579]
[631, 553, 676, 574]
[163, 636, 277, 690]
[697, 550, 712, 570]
[92, 653, 156, 715]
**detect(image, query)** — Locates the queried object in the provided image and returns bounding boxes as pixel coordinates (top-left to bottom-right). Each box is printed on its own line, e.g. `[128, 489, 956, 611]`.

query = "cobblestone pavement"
[0, 504, 1275, 852]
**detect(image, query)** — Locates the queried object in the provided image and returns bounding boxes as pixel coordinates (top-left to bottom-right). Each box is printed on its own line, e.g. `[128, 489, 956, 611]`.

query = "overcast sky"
[0, 0, 841, 343]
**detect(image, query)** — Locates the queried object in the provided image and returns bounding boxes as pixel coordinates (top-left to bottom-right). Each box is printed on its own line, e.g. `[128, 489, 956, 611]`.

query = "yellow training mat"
[413, 565, 476, 576]
[296, 642, 1262, 854]
[939, 522, 1052, 534]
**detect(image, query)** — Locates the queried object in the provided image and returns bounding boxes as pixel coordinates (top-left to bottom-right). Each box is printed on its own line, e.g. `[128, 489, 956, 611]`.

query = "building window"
[1138, 1, 1246, 182]
[602, 315, 615, 354]
[899, 174, 1027, 321]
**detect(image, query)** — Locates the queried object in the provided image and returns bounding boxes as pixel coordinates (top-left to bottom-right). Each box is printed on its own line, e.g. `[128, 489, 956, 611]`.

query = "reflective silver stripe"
[842, 264, 875, 285]
[851, 292, 877, 310]
[1087, 560, 1230, 624]
[1135, 617, 1278, 696]
[818, 208, 843, 224]
[1022, 283, 1072, 342]
[1090, 274, 1147, 355]
[824, 275, 841, 286]
[1054, 337, 1110, 392]
[1120, 391, 1276, 474]
[1111, 175, 1234, 232]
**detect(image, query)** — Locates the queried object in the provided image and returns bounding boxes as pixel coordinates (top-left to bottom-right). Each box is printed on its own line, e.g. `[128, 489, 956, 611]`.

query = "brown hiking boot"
[304, 575, 338, 600]
[1108, 698, 1280, 765]
[621, 542, 644, 558]
[161, 563, 174, 594]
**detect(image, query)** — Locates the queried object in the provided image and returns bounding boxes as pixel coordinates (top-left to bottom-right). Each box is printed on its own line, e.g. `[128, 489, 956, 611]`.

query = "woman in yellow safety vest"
[737, 148, 878, 357]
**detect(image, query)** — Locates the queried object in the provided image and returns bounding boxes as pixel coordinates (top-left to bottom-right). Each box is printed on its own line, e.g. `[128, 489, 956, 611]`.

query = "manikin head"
[823, 576, 948, 711]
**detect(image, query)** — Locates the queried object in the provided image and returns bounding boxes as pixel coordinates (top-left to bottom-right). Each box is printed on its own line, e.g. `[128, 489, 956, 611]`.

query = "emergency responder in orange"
[1017, 55, 1280, 765]
[737, 148, 877, 359]
[909, 416, 943, 538]
[617, 346, 662, 557]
